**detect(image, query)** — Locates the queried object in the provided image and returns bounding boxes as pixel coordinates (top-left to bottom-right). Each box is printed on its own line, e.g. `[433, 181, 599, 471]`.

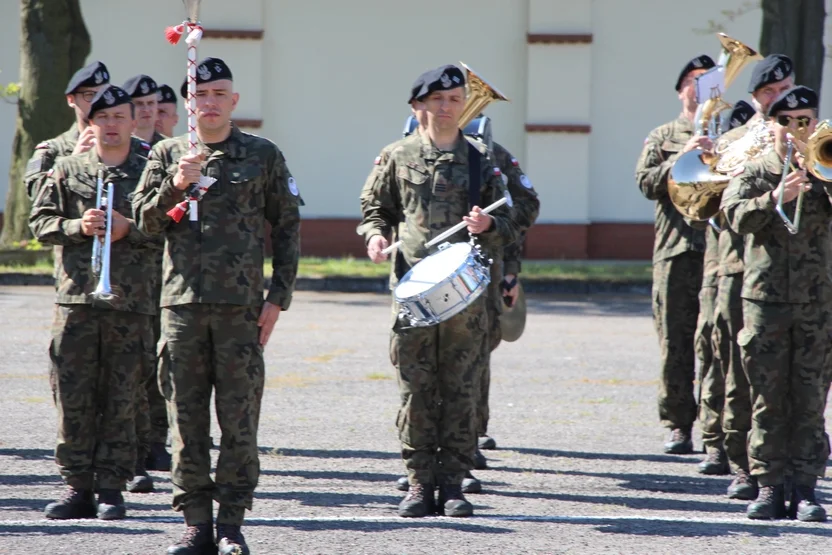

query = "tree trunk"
[759, 0, 826, 94]
[0, 0, 90, 246]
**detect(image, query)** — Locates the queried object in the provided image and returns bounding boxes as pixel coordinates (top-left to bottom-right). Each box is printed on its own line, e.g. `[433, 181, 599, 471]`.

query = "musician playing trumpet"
[359, 65, 518, 518]
[29, 85, 158, 521]
[721, 86, 830, 522]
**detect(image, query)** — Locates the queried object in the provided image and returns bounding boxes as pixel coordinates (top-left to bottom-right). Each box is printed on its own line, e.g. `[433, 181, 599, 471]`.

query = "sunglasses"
[776, 115, 813, 127]
[74, 90, 97, 102]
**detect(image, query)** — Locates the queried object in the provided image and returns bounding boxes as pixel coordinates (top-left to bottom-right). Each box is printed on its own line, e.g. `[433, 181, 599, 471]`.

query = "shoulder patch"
[141, 141, 151, 150]
[47, 168, 54, 177]
[288, 176, 299, 196]
[520, 174, 533, 190]
[374, 156, 381, 165]
[493, 167, 502, 176]
[510, 157, 519, 167]
[35, 141, 49, 150]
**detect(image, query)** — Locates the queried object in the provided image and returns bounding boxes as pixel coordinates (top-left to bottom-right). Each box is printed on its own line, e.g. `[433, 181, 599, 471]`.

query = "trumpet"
[90, 177, 116, 302]
[775, 119, 832, 234]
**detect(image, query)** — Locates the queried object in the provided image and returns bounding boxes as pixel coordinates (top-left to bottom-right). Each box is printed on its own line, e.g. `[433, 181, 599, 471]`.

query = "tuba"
[667, 34, 763, 221]
[458, 62, 509, 130]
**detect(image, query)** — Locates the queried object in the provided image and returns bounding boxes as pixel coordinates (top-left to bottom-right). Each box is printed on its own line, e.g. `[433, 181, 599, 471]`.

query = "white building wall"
[0, 0, 830, 227]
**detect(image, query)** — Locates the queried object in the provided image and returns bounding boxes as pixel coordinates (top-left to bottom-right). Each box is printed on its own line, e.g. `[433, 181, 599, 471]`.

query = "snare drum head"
[395, 243, 472, 299]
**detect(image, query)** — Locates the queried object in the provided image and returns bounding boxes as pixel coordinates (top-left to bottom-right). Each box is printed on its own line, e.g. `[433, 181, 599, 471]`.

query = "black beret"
[122, 74, 158, 98]
[748, 54, 793, 93]
[767, 85, 818, 117]
[674, 55, 716, 92]
[87, 85, 132, 119]
[407, 71, 430, 104]
[726, 100, 755, 130]
[65, 61, 110, 95]
[157, 84, 177, 104]
[180, 57, 233, 98]
[413, 64, 466, 101]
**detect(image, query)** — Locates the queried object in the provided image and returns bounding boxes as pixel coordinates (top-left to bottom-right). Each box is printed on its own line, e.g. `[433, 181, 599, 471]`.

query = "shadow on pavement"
[259, 447, 398, 460]
[0, 523, 165, 537]
[0, 448, 54, 461]
[483, 490, 742, 514]
[246, 518, 514, 534]
[502, 447, 693, 465]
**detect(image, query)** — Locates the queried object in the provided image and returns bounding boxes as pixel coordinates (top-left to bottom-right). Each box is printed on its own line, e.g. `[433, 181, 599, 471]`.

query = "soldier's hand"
[367, 235, 389, 263]
[682, 135, 713, 154]
[71, 127, 96, 156]
[173, 153, 205, 190]
[503, 274, 520, 306]
[81, 208, 106, 236]
[773, 169, 811, 204]
[258, 301, 282, 346]
[109, 211, 131, 242]
[463, 206, 494, 234]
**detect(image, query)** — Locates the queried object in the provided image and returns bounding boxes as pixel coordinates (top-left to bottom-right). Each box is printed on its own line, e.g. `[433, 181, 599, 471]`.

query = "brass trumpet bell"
[805, 120, 832, 182]
[458, 62, 509, 130]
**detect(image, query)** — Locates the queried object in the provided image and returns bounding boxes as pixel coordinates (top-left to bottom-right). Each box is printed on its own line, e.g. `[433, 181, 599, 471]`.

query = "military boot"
[395, 476, 409, 492]
[474, 449, 488, 470]
[398, 483, 435, 518]
[44, 487, 97, 519]
[97, 489, 127, 520]
[167, 524, 216, 555]
[437, 484, 474, 517]
[217, 524, 250, 555]
[146, 441, 172, 472]
[788, 485, 827, 522]
[697, 448, 729, 475]
[727, 469, 758, 500]
[663, 428, 694, 454]
[747, 484, 787, 520]
[478, 436, 497, 450]
[461, 471, 482, 494]
[127, 455, 154, 493]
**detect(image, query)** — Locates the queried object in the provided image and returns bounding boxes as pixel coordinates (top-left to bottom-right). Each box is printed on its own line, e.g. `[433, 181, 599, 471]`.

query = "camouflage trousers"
[714, 274, 751, 473]
[391, 295, 487, 486]
[652, 251, 703, 429]
[696, 285, 724, 451]
[478, 260, 504, 437]
[135, 311, 168, 459]
[739, 299, 832, 487]
[49, 305, 152, 490]
[159, 303, 264, 526]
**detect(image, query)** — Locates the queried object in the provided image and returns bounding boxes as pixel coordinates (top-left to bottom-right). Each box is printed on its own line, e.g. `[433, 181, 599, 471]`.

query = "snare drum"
[394, 242, 491, 328]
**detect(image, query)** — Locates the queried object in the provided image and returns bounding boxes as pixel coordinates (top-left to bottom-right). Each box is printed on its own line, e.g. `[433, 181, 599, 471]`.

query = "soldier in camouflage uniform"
[122, 73, 172, 494]
[635, 55, 714, 454]
[30, 86, 156, 521]
[721, 86, 830, 522]
[360, 65, 519, 518]
[24, 61, 110, 203]
[711, 55, 794, 501]
[133, 58, 301, 555]
[156, 84, 180, 139]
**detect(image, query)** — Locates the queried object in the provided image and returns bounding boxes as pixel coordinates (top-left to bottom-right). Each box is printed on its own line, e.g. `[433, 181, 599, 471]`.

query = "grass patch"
[0, 259, 53, 275]
[366, 372, 392, 380]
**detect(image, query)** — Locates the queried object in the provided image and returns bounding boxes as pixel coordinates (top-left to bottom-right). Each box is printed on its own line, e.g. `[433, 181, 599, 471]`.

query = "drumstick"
[381, 197, 508, 255]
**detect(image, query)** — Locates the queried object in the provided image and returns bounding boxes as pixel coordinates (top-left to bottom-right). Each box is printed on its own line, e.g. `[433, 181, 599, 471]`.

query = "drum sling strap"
[467, 142, 482, 209]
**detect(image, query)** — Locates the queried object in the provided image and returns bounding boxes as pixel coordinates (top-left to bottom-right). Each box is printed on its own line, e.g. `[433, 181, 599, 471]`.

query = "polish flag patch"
[493, 167, 502, 176]
[374, 156, 382, 165]
[510, 157, 519, 167]
[35, 141, 49, 150]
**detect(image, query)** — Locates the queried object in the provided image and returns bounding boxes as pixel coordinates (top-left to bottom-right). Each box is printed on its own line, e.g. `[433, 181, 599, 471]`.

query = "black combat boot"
[663, 428, 694, 454]
[697, 448, 729, 475]
[788, 485, 827, 522]
[437, 484, 474, 517]
[44, 487, 97, 519]
[216, 524, 250, 555]
[461, 471, 482, 494]
[167, 524, 216, 555]
[747, 484, 787, 520]
[727, 469, 758, 500]
[96, 489, 127, 520]
[395, 476, 409, 492]
[478, 436, 497, 450]
[474, 449, 488, 470]
[127, 455, 154, 493]
[146, 441, 172, 471]
[398, 483, 435, 517]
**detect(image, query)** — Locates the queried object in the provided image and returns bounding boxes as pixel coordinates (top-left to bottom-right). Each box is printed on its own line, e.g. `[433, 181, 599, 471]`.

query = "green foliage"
[9, 239, 45, 251]
[0, 70, 21, 102]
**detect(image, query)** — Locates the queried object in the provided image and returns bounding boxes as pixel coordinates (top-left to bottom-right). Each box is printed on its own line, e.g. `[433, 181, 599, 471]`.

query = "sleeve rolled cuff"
[266, 289, 292, 311]
[62, 219, 86, 241]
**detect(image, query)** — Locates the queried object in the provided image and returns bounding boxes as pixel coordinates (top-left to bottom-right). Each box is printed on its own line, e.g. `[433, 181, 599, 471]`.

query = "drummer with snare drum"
[359, 64, 519, 519]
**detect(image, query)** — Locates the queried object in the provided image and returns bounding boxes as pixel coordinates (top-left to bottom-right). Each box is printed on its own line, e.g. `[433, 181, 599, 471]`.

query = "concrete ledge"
[0, 274, 650, 296]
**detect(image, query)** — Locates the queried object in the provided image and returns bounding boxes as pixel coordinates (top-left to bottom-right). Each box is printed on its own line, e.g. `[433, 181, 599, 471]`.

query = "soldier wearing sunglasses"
[23, 61, 111, 203]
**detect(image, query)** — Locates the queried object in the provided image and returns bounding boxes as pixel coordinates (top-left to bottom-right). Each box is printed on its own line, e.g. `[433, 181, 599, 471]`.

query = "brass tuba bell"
[458, 62, 509, 130]
[667, 33, 763, 221]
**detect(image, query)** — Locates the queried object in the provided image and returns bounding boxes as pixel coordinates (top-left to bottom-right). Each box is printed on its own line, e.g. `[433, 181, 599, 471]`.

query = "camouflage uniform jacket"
[24, 123, 81, 201]
[491, 141, 540, 275]
[148, 130, 167, 148]
[360, 131, 519, 286]
[132, 125, 302, 309]
[29, 147, 159, 314]
[636, 115, 706, 262]
[716, 122, 756, 278]
[701, 224, 720, 287]
[721, 149, 832, 303]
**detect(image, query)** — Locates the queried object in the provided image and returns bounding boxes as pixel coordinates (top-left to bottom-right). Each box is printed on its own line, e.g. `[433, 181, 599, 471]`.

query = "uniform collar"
[83, 145, 144, 179]
[199, 123, 246, 161]
[419, 129, 469, 164]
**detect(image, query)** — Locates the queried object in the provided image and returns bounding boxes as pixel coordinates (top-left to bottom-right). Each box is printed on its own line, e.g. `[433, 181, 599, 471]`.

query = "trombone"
[90, 173, 116, 302]
[775, 119, 832, 234]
